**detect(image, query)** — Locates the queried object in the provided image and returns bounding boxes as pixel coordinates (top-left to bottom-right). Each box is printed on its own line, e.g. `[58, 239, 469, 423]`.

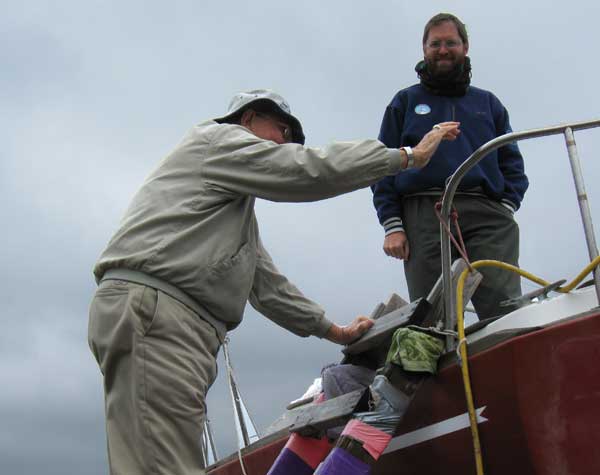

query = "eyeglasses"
[255, 112, 293, 143]
[426, 39, 462, 50]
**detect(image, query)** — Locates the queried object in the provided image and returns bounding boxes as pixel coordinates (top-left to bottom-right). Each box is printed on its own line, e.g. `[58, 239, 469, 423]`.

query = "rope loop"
[434, 201, 474, 272]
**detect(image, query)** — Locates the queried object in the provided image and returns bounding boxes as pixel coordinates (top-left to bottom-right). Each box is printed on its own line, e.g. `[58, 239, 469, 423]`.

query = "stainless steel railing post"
[440, 195, 455, 351]
[564, 127, 600, 303]
[440, 119, 600, 351]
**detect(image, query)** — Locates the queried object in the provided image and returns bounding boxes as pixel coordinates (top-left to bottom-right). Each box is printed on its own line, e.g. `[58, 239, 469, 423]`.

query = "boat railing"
[439, 118, 600, 350]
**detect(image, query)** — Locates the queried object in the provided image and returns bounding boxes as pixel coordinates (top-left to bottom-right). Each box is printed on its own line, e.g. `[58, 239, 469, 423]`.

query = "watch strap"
[401, 146, 414, 169]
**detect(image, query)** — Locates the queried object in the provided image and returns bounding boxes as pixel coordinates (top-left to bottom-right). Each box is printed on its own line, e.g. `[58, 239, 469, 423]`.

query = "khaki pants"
[88, 279, 220, 475]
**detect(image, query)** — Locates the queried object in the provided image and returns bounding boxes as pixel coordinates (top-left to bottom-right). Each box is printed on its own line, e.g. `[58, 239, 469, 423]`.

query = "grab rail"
[439, 118, 600, 350]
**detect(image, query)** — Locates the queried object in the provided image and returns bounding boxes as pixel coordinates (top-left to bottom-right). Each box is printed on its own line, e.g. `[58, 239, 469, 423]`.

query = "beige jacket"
[94, 120, 402, 340]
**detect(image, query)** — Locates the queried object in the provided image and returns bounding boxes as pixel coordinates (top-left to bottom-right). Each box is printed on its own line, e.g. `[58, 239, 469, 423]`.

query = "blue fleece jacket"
[372, 84, 528, 229]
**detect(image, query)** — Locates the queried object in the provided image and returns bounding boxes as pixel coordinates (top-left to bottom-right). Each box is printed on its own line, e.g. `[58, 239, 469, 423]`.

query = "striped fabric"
[315, 448, 370, 475]
[267, 433, 331, 475]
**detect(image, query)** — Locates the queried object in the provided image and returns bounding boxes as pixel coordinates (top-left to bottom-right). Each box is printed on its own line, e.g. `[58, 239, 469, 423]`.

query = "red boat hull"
[208, 310, 600, 475]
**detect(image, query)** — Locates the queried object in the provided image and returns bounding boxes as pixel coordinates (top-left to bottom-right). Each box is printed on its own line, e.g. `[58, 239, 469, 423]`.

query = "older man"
[372, 13, 528, 319]
[88, 89, 459, 474]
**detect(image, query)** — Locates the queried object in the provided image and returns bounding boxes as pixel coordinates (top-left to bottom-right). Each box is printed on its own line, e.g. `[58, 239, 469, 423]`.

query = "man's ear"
[240, 109, 254, 128]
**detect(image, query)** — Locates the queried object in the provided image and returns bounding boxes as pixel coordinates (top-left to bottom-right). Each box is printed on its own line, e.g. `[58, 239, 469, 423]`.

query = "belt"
[101, 268, 227, 341]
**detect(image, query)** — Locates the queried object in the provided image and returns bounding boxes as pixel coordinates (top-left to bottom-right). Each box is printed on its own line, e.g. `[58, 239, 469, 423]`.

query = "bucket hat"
[214, 89, 305, 145]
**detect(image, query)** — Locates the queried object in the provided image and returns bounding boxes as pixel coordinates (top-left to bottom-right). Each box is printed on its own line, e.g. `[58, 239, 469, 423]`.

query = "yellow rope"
[456, 271, 484, 475]
[558, 255, 600, 292]
[455, 256, 600, 475]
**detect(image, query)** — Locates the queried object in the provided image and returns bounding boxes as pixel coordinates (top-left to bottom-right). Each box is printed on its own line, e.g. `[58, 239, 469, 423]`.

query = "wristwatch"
[400, 146, 414, 169]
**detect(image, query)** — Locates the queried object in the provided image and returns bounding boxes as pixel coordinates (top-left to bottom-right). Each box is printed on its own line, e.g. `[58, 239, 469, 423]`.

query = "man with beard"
[372, 13, 528, 319]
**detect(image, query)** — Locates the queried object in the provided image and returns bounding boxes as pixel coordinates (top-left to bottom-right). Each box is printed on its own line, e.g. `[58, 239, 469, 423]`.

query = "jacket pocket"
[200, 242, 257, 322]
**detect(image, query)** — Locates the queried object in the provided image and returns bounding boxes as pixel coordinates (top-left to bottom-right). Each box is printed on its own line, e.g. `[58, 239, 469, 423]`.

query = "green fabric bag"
[385, 328, 444, 374]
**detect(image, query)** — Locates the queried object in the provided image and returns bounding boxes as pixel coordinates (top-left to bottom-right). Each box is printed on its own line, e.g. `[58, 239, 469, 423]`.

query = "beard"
[425, 56, 466, 79]
[415, 56, 472, 97]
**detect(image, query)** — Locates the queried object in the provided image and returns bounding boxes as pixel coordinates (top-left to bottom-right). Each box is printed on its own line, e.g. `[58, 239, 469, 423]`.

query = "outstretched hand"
[326, 315, 374, 345]
[410, 121, 461, 169]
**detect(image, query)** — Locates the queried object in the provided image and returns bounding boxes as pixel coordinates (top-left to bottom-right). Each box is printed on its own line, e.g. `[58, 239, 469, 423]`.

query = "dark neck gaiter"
[415, 56, 472, 97]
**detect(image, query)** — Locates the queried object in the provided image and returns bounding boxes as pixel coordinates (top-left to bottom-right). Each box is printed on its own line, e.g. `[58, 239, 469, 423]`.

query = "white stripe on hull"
[384, 407, 488, 454]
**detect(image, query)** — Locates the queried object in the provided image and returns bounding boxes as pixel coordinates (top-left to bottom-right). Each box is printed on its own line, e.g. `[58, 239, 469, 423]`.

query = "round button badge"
[415, 104, 431, 115]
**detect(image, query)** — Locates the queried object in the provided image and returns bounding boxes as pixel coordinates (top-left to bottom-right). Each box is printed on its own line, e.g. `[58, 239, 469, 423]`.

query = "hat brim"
[214, 98, 305, 145]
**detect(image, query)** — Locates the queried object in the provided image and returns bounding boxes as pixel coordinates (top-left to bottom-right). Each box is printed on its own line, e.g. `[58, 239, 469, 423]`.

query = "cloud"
[1, 0, 599, 472]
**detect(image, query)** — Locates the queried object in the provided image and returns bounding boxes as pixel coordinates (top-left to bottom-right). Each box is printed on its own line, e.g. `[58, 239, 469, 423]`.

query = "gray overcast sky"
[1, 1, 599, 473]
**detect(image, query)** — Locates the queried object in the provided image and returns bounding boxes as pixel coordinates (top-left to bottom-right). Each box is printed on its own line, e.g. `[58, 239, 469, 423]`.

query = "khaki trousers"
[88, 279, 220, 475]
